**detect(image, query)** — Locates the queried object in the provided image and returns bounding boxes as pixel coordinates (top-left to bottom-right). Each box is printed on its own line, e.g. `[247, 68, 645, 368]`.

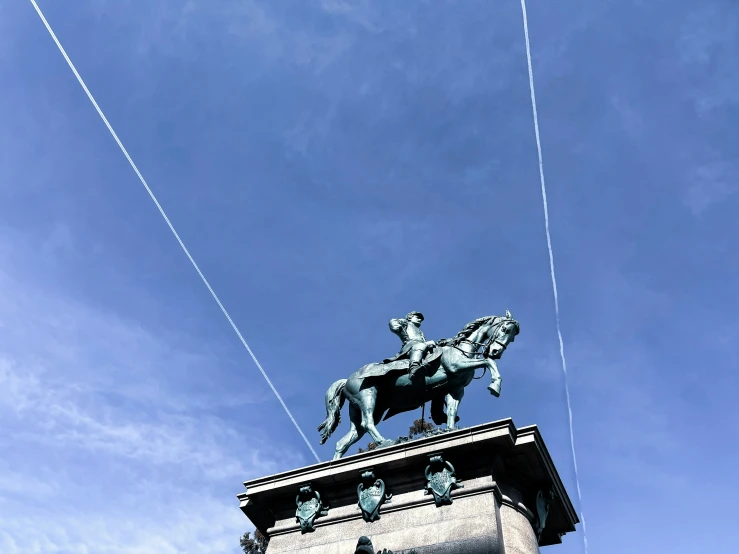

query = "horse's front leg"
[487, 359, 503, 397]
[445, 388, 465, 430]
[441, 348, 490, 376]
[441, 348, 503, 398]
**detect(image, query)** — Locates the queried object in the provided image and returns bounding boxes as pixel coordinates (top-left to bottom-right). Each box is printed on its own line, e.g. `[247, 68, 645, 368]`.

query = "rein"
[452, 318, 511, 380]
[452, 344, 488, 380]
[451, 345, 486, 380]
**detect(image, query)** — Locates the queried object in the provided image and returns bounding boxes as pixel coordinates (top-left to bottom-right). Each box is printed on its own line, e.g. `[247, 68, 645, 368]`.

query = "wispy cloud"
[682, 160, 737, 215]
[318, 0, 383, 33]
[676, 6, 739, 116]
[0, 491, 247, 554]
[0, 357, 267, 479]
[0, 236, 303, 551]
[83, 0, 356, 71]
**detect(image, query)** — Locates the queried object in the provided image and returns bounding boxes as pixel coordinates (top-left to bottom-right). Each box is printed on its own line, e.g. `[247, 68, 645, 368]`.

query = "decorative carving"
[295, 484, 328, 534]
[534, 489, 555, 542]
[357, 470, 392, 522]
[424, 454, 463, 507]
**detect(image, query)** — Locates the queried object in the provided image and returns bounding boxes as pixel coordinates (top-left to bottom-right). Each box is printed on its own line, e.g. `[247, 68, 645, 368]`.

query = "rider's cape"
[354, 348, 443, 380]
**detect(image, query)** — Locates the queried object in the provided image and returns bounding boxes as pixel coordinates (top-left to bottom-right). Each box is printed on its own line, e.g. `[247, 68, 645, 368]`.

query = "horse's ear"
[506, 309, 512, 319]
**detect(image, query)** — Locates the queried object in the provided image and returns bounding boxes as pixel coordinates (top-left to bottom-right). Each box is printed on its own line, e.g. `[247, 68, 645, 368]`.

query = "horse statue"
[318, 311, 520, 459]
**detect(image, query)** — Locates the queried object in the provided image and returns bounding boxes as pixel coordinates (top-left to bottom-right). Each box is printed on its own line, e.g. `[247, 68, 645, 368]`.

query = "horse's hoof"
[488, 381, 501, 397]
[376, 439, 396, 449]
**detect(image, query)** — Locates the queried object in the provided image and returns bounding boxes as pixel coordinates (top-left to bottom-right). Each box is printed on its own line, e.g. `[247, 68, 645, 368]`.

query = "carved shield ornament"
[357, 471, 392, 522]
[534, 488, 555, 543]
[424, 455, 463, 507]
[295, 485, 328, 533]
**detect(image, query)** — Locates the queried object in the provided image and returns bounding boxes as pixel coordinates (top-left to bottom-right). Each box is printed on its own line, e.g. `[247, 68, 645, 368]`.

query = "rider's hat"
[406, 311, 424, 321]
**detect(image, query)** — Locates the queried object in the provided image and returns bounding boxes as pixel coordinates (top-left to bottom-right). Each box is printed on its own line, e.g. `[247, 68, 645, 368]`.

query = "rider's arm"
[388, 318, 405, 334]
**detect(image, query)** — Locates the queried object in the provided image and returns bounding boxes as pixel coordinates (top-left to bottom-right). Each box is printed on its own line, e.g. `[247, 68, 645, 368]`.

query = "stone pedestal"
[238, 419, 578, 553]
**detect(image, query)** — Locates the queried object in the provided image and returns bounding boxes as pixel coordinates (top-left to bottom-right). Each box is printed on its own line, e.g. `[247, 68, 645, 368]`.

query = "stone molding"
[238, 418, 579, 550]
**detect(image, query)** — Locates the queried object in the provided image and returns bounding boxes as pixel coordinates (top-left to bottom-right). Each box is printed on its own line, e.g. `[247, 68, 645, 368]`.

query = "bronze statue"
[318, 311, 520, 459]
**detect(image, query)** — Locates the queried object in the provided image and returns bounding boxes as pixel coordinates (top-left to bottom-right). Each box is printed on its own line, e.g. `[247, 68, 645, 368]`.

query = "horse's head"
[484, 310, 520, 360]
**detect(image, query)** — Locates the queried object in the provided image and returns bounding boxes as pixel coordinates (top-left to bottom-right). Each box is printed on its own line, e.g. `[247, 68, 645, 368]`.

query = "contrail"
[519, 0, 589, 551]
[28, 0, 321, 463]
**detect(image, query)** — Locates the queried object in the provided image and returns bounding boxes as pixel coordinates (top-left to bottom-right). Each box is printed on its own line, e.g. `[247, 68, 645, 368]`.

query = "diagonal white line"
[27, 0, 321, 463]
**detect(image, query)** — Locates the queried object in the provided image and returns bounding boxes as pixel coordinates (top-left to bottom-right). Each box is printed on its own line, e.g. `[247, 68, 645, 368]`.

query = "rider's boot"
[408, 350, 424, 379]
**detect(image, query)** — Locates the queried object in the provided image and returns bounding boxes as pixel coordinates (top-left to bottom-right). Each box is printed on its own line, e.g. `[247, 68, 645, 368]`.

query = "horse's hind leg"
[333, 404, 365, 460]
[445, 387, 465, 430]
[356, 389, 391, 445]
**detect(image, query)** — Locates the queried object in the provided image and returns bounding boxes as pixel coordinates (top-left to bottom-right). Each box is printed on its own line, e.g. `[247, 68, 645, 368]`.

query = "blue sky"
[1, 0, 737, 552]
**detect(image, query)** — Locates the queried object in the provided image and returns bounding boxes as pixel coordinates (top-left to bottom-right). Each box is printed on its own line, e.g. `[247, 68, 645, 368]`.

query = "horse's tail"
[317, 379, 347, 444]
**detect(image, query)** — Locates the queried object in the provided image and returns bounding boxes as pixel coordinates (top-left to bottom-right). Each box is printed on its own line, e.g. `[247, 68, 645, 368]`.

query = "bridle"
[454, 317, 518, 379]
[457, 318, 514, 355]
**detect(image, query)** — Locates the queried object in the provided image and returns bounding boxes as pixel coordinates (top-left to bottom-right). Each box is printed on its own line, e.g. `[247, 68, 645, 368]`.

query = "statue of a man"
[383, 311, 436, 378]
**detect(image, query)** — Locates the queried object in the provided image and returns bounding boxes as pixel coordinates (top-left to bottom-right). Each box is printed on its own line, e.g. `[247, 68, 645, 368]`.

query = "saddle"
[383, 347, 442, 371]
[354, 348, 442, 382]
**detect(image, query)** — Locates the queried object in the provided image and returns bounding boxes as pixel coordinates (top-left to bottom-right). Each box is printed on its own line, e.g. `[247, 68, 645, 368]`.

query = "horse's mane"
[437, 316, 498, 347]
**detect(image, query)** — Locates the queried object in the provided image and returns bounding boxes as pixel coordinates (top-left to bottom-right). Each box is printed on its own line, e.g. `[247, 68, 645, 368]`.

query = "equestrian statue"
[318, 310, 520, 459]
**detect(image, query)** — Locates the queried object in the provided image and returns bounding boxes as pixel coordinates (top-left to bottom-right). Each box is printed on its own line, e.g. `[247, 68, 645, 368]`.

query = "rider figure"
[385, 311, 436, 379]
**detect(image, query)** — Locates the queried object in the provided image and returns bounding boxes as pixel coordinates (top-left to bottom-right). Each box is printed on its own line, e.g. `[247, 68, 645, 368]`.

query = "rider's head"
[406, 311, 424, 325]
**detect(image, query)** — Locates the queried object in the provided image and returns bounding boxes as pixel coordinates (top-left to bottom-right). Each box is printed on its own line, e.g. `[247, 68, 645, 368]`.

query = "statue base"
[238, 418, 578, 554]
